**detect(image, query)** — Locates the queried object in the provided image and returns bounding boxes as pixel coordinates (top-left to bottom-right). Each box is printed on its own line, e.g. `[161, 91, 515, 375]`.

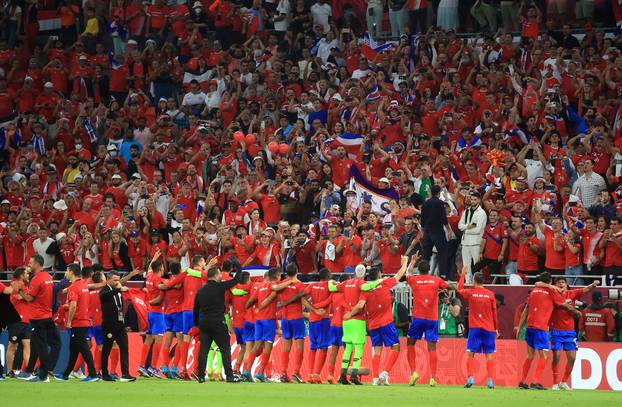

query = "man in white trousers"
[458, 191, 487, 283]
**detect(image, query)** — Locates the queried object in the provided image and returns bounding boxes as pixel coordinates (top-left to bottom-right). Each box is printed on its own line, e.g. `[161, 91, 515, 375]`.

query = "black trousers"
[473, 257, 503, 283]
[30, 318, 61, 379]
[63, 327, 97, 377]
[197, 320, 233, 380]
[422, 231, 449, 279]
[101, 323, 130, 377]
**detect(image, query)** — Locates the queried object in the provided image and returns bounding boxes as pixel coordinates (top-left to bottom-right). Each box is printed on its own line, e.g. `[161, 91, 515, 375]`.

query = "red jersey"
[89, 285, 102, 326]
[163, 277, 184, 314]
[517, 235, 540, 272]
[330, 157, 354, 187]
[246, 283, 259, 323]
[24, 271, 54, 320]
[176, 271, 207, 312]
[231, 283, 251, 329]
[10, 279, 31, 323]
[482, 223, 507, 260]
[507, 229, 520, 262]
[580, 306, 615, 341]
[377, 241, 402, 274]
[293, 239, 317, 275]
[364, 278, 396, 330]
[66, 279, 91, 327]
[526, 287, 565, 331]
[544, 228, 565, 270]
[549, 288, 583, 331]
[330, 292, 345, 327]
[249, 243, 279, 267]
[253, 281, 278, 321]
[457, 274, 498, 332]
[336, 278, 366, 321]
[145, 272, 165, 313]
[405, 274, 448, 320]
[342, 235, 363, 267]
[321, 237, 345, 273]
[259, 194, 280, 225]
[564, 242, 582, 268]
[305, 280, 331, 322]
[277, 279, 305, 320]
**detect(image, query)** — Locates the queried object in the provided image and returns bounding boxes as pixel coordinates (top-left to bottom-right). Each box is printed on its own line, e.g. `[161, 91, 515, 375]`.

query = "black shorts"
[8, 321, 31, 343]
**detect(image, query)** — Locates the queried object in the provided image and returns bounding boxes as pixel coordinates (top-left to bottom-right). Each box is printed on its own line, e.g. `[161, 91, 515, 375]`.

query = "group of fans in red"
[0, 248, 602, 390]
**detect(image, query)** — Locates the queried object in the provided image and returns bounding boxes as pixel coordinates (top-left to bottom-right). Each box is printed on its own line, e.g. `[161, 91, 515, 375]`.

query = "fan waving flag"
[365, 85, 381, 103]
[323, 133, 364, 160]
[348, 165, 400, 215]
[361, 31, 395, 61]
[241, 265, 272, 278]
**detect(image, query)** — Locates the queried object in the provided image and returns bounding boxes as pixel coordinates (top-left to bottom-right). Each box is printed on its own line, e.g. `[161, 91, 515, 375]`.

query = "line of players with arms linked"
[0, 248, 600, 389]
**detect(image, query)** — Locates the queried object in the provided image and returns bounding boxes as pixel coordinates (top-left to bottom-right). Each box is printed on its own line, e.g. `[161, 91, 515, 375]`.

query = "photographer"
[438, 290, 463, 338]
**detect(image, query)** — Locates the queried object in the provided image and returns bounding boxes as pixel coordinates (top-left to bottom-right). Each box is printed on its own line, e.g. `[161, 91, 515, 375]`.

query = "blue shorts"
[243, 321, 255, 343]
[147, 312, 166, 335]
[369, 323, 400, 347]
[254, 319, 276, 342]
[281, 317, 306, 340]
[165, 312, 183, 333]
[181, 310, 195, 334]
[234, 327, 246, 345]
[550, 329, 578, 351]
[407, 317, 438, 343]
[309, 319, 331, 350]
[86, 325, 104, 345]
[525, 328, 549, 351]
[329, 326, 344, 347]
[466, 328, 496, 354]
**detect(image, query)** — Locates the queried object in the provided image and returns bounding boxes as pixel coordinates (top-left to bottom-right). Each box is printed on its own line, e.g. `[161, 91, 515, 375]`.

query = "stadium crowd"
[1, 0, 622, 390]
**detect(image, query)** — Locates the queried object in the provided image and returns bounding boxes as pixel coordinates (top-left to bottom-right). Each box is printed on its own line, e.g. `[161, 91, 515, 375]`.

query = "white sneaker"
[372, 378, 380, 386]
[70, 370, 86, 380]
[379, 371, 390, 386]
[551, 384, 559, 391]
[559, 382, 572, 391]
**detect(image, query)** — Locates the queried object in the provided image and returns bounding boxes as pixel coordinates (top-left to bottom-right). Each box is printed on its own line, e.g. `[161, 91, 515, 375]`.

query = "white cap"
[193, 1, 202, 8]
[131, 173, 141, 179]
[55, 232, 67, 242]
[24, 76, 33, 81]
[106, 144, 118, 151]
[53, 199, 68, 211]
[44, 82, 54, 88]
[331, 93, 343, 102]
[355, 264, 366, 278]
[128, 39, 138, 45]
[379, 177, 390, 184]
[111, 174, 122, 180]
[78, 55, 88, 61]
[1, 199, 10, 205]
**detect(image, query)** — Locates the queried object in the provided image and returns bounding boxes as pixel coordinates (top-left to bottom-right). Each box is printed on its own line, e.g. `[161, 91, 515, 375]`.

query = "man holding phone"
[458, 191, 488, 283]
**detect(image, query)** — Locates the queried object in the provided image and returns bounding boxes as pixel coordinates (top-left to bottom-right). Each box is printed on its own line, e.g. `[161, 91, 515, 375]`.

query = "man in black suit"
[420, 185, 450, 278]
[99, 271, 135, 382]
[193, 263, 243, 383]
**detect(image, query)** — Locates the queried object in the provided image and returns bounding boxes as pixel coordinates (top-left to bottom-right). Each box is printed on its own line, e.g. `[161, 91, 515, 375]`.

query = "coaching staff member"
[99, 271, 135, 382]
[193, 260, 243, 383]
[421, 184, 450, 279]
[15, 254, 60, 382]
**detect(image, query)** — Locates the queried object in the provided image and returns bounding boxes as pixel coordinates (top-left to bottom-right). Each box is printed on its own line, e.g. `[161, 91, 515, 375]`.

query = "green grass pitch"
[1, 380, 620, 407]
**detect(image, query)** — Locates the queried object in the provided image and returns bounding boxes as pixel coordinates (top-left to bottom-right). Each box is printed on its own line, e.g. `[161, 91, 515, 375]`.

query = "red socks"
[552, 362, 561, 384]
[313, 350, 327, 375]
[179, 341, 189, 371]
[385, 350, 399, 373]
[407, 345, 417, 372]
[160, 344, 171, 368]
[151, 342, 161, 368]
[534, 358, 546, 382]
[429, 350, 438, 378]
[110, 347, 120, 374]
[486, 359, 495, 381]
[466, 358, 476, 377]
[307, 350, 316, 374]
[280, 350, 289, 375]
[93, 346, 102, 373]
[257, 353, 269, 375]
[372, 353, 381, 378]
[73, 354, 84, 372]
[173, 343, 181, 368]
[521, 358, 533, 382]
[245, 352, 257, 372]
[562, 363, 573, 383]
[140, 343, 150, 366]
[293, 348, 304, 374]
